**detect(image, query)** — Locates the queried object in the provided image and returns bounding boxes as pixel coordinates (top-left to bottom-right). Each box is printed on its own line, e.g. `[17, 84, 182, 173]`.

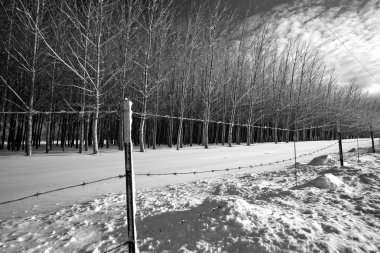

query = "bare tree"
[175, 4, 202, 150]
[198, 1, 233, 149]
[133, 0, 173, 152]
[0, 0, 16, 149]
[8, 0, 48, 156]
[40, 0, 122, 154]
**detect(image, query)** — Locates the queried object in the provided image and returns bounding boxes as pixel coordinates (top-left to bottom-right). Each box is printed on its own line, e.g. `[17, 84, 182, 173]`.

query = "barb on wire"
[0, 141, 339, 205]
[139, 112, 294, 132]
[0, 110, 118, 115]
[0, 174, 126, 205]
[342, 139, 370, 144]
[0, 110, 291, 131]
[135, 142, 338, 177]
[0, 110, 377, 133]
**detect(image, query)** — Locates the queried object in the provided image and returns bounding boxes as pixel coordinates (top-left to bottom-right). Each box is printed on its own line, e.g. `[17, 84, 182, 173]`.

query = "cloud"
[273, 0, 380, 93]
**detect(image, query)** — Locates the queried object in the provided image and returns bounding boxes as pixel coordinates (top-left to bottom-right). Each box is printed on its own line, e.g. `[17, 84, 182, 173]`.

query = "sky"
[269, 0, 380, 97]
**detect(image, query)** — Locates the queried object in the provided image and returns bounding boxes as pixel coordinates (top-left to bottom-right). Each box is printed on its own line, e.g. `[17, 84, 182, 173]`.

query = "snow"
[1, 139, 379, 252]
[308, 155, 331, 166]
[300, 173, 344, 190]
[0, 139, 372, 221]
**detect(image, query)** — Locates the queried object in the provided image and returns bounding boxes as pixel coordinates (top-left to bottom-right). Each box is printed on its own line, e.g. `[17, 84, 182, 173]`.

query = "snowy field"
[0, 139, 379, 252]
[0, 139, 372, 221]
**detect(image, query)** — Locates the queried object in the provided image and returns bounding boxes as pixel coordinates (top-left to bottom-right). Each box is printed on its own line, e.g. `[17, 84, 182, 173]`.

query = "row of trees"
[0, 0, 378, 155]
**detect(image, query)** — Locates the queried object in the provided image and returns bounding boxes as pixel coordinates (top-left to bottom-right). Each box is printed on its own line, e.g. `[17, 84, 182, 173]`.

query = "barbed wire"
[0, 174, 125, 205]
[0, 110, 295, 131]
[342, 139, 370, 144]
[0, 140, 367, 206]
[0, 142, 338, 205]
[108, 147, 377, 251]
[121, 155, 357, 247]
[0, 110, 376, 133]
[135, 142, 338, 177]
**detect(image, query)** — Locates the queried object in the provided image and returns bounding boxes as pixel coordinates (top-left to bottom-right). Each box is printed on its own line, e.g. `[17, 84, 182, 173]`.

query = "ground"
[0, 139, 371, 221]
[0, 141, 379, 252]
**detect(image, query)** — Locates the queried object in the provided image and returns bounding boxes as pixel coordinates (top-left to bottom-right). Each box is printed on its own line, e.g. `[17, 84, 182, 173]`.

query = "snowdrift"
[1, 153, 380, 252]
[299, 173, 344, 190]
[308, 155, 331, 166]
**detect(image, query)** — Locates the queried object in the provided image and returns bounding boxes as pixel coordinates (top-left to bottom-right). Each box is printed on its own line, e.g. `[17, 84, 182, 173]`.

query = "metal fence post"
[123, 98, 137, 253]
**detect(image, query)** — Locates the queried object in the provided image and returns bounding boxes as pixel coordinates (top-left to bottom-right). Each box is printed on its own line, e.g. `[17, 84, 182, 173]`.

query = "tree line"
[0, 0, 378, 155]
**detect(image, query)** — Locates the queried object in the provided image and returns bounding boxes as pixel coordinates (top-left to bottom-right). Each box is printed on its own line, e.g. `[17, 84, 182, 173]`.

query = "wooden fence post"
[293, 129, 298, 187]
[123, 98, 137, 253]
[370, 125, 375, 153]
[356, 128, 360, 162]
[337, 123, 344, 166]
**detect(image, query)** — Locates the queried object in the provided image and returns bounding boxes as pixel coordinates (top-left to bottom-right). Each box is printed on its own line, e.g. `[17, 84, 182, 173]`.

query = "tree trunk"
[85, 113, 90, 151]
[139, 113, 146, 152]
[215, 123, 219, 145]
[176, 118, 183, 150]
[236, 124, 241, 145]
[189, 120, 193, 146]
[92, 92, 99, 154]
[118, 111, 123, 150]
[12, 115, 18, 151]
[228, 108, 236, 147]
[168, 116, 173, 148]
[26, 0, 41, 156]
[221, 123, 226, 145]
[152, 90, 159, 149]
[204, 120, 209, 149]
[274, 119, 278, 144]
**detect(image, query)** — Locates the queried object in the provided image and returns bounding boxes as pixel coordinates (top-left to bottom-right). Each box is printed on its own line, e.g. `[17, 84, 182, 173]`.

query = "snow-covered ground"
[1, 139, 379, 252]
[0, 139, 373, 222]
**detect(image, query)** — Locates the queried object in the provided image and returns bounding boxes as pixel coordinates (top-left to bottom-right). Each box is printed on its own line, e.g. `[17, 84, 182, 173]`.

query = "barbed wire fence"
[0, 140, 346, 206]
[0, 110, 376, 133]
[0, 138, 374, 251]
[0, 104, 377, 252]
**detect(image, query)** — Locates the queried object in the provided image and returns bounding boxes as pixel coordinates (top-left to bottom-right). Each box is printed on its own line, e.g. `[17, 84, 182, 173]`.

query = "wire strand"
[0, 110, 375, 132]
[0, 141, 339, 205]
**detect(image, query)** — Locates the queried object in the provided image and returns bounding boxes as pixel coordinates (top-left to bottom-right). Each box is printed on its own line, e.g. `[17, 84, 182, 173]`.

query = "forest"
[0, 0, 379, 156]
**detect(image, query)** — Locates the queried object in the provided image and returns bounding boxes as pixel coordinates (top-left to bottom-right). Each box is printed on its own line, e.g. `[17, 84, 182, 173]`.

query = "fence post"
[123, 98, 137, 253]
[356, 130, 360, 162]
[293, 130, 298, 187]
[337, 123, 344, 166]
[370, 124, 375, 153]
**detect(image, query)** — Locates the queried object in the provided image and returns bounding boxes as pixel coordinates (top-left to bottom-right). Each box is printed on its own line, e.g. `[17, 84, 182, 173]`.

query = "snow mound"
[303, 173, 344, 190]
[212, 182, 243, 196]
[359, 173, 379, 184]
[200, 196, 272, 220]
[308, 155, 331, 166]
[138, 196, 274, 252]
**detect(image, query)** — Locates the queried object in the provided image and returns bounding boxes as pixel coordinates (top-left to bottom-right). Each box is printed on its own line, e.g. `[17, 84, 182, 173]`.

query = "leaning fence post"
[123, 98, 137, 253]
[370, 124, 375, 153]
[337, 122, 344, 166]
[293, 129, 298, 187]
